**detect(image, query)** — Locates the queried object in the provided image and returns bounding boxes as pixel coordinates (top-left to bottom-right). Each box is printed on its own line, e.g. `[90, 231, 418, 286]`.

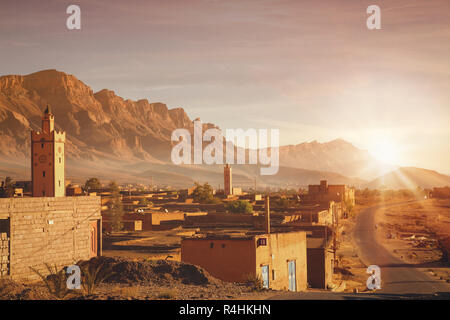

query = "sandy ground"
[102, 228, 192, 261]
[375, 199, 450, 284]
[333, 197, 420, 293]
[333, 214, 369, 293]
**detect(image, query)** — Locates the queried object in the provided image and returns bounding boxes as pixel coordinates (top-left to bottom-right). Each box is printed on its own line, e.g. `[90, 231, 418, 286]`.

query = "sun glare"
[369, 139, 399, 164]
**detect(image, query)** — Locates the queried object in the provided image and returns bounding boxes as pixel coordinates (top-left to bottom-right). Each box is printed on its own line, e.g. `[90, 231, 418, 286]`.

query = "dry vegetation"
[333, 190, 420, 292]
[375, 199, 450, 283]
[0, 257, 274, 300]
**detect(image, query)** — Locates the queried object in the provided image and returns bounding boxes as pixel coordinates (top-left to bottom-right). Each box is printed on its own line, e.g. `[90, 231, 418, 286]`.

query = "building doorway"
[261, 265, 269, 289]
[90, 220, 100, 258]
[288, 260, 296, 291]
[0, 218, 10, 277]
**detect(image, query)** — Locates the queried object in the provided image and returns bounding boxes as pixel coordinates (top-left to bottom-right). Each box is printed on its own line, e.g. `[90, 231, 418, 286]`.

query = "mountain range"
[0, 69, 448, 189]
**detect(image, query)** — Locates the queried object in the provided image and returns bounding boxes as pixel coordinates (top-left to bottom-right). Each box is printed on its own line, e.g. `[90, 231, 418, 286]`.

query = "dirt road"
[270, 201, 450, 299]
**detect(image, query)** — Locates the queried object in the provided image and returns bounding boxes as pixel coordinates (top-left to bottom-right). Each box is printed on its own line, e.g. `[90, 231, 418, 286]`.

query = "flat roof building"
[181, 230, 308, 292]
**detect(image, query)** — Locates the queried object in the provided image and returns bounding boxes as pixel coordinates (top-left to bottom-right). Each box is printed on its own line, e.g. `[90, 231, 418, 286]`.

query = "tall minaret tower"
[31, 105, 66, 197]
[224, 164, 232, 196]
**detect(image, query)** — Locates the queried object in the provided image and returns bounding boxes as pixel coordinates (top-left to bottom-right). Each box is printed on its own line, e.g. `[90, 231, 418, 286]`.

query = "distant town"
[1, 108, 449, 300]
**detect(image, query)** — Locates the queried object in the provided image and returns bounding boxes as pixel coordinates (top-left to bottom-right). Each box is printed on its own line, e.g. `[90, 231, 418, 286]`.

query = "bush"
[157, 289, 178, 299]
[243, 273, 264, 291]
[226, 200, 253, 214]
[30, 264, 71, 299]
[192, 182, 216, 204]
[84, 178, 101, 191]
[80, 261, 114, 295]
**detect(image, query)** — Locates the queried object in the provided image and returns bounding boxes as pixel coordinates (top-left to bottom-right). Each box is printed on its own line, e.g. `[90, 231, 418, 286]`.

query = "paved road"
[270, 201, 450, 299]
[353, 201, 450, 295]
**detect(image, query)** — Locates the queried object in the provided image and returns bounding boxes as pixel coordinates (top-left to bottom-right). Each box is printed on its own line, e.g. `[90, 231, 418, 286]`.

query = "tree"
[84, 178, 102, 191]
[138, 197, 152, 206]
[108, 181, 123, 231]
[275, 198, 290, 209]
[0, 177, 15, 198]
[344, 198, 355, 219]
[192, 182, 216, 204]
[226, 200, 253, 214]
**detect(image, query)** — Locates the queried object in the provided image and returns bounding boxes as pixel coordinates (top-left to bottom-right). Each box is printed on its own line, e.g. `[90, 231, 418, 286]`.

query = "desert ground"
[375, 199, 450, 284]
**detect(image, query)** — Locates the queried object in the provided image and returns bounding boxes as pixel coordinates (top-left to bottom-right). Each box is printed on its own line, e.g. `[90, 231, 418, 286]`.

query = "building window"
[41, 143, 44, 148]
[210, 243, 214, 249]
[42, 190, 45, 196]
[59, 157, 61, 163]
[58, 181, 61, 187]
[42, 171, 46, 177]
[272, 269, 276, 280]
[221, 244, 226, 248]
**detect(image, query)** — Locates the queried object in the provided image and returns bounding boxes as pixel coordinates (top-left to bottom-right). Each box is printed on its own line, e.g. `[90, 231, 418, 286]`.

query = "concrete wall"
[255, 232, 307, 291]
[181, 238, 256, 282]
[0, 196, 101, 281]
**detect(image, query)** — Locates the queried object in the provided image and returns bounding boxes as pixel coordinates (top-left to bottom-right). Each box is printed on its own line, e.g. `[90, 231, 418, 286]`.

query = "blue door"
[288, 260, 296, 291]
[261, 265, 269, 289]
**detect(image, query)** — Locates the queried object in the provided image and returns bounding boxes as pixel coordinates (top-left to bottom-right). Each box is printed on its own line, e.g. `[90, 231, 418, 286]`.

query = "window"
[59, 157, 61, 163]
[58, 181, 61, 187]
[41, 143, 44, 148]
[42, 171, 46, 177]
[221, 244, 226, 248]
[210, 242, 214, 249]
[257, 238, 267, 246]
[272, 269, 276, 280]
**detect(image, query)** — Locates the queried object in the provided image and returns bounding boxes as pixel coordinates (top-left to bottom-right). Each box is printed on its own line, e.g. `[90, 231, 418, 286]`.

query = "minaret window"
[43, 171, 46, 177]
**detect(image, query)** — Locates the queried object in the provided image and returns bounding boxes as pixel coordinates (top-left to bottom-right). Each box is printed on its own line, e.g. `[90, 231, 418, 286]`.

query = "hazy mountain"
[0, 69, 431, 189]
[278, 139, 396, 180]
[367, 167, 450, 189]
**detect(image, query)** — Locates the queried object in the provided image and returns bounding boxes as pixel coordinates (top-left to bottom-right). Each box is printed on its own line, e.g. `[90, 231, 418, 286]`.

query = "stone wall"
[0, 196, 101, 281]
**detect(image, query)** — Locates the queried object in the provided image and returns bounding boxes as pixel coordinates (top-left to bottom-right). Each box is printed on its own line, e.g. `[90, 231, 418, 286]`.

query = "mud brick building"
[303, 180, 355, 207]
[306, 236, 334, 289]
[181, 231, 308, 292]
[0, 196, 101, 281]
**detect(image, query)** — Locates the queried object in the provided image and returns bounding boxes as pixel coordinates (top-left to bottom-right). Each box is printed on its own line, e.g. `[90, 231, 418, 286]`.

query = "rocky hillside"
[0, 69, 422, 188]
[0, 69, 215, 162]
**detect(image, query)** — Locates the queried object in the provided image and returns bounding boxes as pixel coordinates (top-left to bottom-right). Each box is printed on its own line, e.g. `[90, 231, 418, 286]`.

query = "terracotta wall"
[181, 238, 256, 282]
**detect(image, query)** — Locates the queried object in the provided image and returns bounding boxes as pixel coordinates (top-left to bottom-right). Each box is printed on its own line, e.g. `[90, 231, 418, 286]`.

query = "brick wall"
[0, 196, 101, 281]
[0, 232, 9, 276]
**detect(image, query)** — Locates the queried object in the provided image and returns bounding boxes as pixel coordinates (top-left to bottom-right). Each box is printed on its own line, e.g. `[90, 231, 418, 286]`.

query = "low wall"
[0, 196, 102, 281]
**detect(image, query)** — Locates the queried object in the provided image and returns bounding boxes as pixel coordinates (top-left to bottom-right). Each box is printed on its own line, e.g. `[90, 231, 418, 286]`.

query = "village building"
[0, 107, 102, 281]
[306, 236, 334, 289]
[224, 164, 232, 196]
[431, 186, 450, 199]
[31, 105, 66, 197]
[181, 230, 307, 291]
[181, 197, 308, 291]
[302, 180, 355, 207]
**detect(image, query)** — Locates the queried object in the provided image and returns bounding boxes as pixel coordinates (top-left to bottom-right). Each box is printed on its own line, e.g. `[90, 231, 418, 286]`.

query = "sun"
[369, 139, 399, 164]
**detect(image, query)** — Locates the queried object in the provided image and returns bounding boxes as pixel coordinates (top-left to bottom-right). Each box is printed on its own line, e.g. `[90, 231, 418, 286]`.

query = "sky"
[0, 0, 449, 174]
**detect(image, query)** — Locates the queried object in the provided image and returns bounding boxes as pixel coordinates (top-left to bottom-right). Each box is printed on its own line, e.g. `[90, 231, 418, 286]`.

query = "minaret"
[31, 105, 66, 197]
[224, 164, 232, 196]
